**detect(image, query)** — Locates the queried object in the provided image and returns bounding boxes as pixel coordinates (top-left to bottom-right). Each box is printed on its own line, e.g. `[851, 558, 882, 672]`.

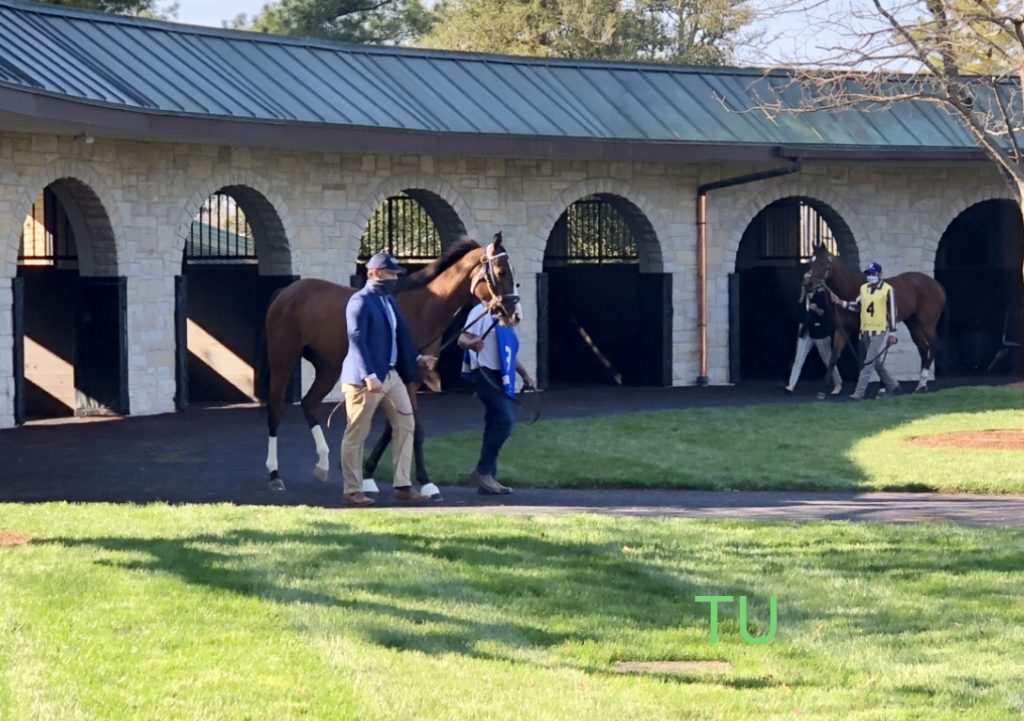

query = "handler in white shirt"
[458, 302, 534, 495]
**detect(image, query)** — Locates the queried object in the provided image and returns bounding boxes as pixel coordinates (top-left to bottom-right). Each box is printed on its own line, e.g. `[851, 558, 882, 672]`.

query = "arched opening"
[356, 190, 468, 389]
[936, 199, 1023, 377]
[176, 186, 294, 409]
[14, 180, 127, 422]
[732, 197, 858, 383]
[539, 194, 670, 387]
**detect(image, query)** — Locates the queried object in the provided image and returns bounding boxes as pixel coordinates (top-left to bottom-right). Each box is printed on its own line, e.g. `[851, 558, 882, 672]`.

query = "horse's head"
[472, 231, 522, 327]
[807, 242, 832, 291]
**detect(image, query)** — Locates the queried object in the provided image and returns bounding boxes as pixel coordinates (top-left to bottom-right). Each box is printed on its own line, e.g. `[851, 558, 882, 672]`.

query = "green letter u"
[738, 596, 777, 645]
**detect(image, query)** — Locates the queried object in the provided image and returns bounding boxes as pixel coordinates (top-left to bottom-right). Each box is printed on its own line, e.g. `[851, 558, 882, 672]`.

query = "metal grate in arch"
[359, 193, 442, 262]
[755, 200, 839, 260]
[185, 192, 256, 264]
[545, 196, 638, 264]
[18, 187, 78, 265]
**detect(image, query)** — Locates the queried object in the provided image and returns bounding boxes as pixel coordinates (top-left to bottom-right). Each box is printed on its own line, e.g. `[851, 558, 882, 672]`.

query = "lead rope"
[467, 317, 541, 425]
[818, 281, 893, 398]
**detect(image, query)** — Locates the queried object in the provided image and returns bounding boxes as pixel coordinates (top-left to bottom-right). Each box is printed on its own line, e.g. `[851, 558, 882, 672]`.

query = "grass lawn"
[407, 386, 1024, 493]
[1, 504, 1023, 720]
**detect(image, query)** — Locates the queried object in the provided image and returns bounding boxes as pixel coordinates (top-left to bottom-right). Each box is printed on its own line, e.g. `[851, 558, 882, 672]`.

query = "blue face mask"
[866, 274, 880, 286]
[368, 278, 399, 295]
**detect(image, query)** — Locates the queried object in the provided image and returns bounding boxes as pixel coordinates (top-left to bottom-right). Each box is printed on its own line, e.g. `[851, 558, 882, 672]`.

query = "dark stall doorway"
[538, 194, 670, 388]
[176, 188, 295, 409]
[936, 199, 1023, 377]
[13, 184, 127, 423]
[732, 197, 859, 384]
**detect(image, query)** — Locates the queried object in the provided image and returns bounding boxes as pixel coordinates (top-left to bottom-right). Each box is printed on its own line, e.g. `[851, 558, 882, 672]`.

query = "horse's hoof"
[914, 385, 929, 394]
[362, 478, 380, 494]
[420, 483, 443, 502]
[313, 465, 329, 482]
[268, 478, 286, 492]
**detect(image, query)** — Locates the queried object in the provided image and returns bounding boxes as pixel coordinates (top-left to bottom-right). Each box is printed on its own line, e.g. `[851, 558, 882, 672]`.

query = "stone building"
[0, 0, 1019, 427]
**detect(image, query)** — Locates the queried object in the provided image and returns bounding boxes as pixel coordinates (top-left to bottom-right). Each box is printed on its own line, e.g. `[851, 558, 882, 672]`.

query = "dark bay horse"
[806, 244, 946, 392]
[263, 234, 522, 491]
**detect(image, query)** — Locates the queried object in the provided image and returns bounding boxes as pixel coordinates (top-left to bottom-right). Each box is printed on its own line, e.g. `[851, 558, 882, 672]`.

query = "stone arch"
[536, 179, 667, 273]
[174, 170, 294, 276]
[354, 173, 475, 257]
[6, 159, 125, 278]
[922, 186, 1017, 271]
[723, 183, 864, 275]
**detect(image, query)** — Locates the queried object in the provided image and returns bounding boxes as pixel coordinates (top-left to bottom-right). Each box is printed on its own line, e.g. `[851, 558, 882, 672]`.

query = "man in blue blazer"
[340, 252, 436, 505]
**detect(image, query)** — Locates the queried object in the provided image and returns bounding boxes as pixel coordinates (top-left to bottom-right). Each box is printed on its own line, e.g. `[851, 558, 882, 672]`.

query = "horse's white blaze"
[312, 425, 329, 470]
[266, 436, 279, 474]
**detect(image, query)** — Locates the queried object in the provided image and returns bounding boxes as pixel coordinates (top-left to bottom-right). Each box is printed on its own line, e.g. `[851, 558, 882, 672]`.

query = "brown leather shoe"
[472, 470, 512, 495]
[343, 491, 375, 506]
[393, 487, 429, 503]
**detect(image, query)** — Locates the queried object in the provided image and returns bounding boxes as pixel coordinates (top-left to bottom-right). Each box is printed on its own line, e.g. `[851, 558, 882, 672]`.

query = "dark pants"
[471, 368, 515, 478]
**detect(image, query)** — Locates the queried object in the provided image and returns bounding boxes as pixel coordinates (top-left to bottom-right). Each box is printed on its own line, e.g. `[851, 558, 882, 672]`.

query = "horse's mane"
[397, 238, 481, 292]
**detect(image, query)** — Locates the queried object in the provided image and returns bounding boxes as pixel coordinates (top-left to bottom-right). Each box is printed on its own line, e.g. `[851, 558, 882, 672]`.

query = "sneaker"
[830, 385, 842, 396]
[472, 469, 512, 495]
[783, 386, 795, 394]
[848, 394, 863, 402]
[344, 491, 375, 506]
[392, 487, 429, 503]
[889, 384, 903, 396]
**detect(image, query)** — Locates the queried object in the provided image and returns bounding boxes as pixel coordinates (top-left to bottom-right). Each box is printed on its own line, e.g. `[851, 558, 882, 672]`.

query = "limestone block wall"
[0, 129, 1011, 427]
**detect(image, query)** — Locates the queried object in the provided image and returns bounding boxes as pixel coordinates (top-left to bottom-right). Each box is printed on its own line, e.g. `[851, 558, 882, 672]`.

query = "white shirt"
[463, 304, 501, 371]
[380, 296, 397, 366]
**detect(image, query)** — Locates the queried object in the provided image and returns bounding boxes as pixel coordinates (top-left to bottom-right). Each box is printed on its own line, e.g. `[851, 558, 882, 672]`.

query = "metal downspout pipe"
[695, 157, 804, 385]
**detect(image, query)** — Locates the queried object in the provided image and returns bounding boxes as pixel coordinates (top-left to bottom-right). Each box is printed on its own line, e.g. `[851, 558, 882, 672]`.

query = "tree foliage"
[229, 0, 434, 44]
[755, 0, 1024, 211]
[419, 0, 755, 64]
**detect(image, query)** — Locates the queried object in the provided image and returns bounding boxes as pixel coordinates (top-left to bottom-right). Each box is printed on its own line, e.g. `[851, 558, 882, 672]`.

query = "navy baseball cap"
[863, 262, 882, 275]
[366, 252, 406, 275]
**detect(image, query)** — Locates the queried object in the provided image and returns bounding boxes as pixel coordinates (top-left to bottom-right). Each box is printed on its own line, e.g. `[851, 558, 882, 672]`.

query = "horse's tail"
[937, 294, 950, 366]
[256, 287, 289, 404]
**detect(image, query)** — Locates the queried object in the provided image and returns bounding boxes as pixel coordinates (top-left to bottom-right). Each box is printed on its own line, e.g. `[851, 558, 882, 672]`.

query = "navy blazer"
[340, 287, 420, 386]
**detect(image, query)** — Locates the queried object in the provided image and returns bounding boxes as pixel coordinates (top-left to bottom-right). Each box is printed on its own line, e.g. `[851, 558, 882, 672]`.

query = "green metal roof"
[0, 0, 1005, 159]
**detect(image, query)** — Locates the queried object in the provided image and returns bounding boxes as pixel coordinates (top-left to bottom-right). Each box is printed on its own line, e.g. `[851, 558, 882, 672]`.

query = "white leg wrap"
[312, 425, 329, 470]
[266, 437, 278, 474]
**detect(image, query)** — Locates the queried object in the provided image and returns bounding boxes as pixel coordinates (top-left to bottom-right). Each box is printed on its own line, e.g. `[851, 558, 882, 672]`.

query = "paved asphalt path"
[2, 380, 1021, 526]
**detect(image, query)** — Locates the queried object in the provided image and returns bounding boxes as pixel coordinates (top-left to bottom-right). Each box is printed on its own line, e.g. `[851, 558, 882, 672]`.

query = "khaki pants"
[340, 372, 415, 495]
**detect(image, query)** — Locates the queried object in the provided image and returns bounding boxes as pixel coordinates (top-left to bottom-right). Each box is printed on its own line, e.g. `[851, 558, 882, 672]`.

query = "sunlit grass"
[410, 387, 1024, 492]
[0, 504, 1022, 720]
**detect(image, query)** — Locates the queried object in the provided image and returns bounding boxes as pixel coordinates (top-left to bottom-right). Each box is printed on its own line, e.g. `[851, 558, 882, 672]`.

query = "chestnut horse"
[263, 234, 522, 491]
[806, 244, 946, 392]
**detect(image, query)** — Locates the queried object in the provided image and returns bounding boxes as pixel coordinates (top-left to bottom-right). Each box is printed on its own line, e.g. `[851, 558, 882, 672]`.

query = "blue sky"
[173, 0, 258, 27]
[170, 0, 842, 64]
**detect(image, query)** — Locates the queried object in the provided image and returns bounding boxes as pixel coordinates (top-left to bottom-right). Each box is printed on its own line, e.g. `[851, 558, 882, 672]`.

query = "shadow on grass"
[34, 519, 1024, 674]
[35, 519, 796, 677]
